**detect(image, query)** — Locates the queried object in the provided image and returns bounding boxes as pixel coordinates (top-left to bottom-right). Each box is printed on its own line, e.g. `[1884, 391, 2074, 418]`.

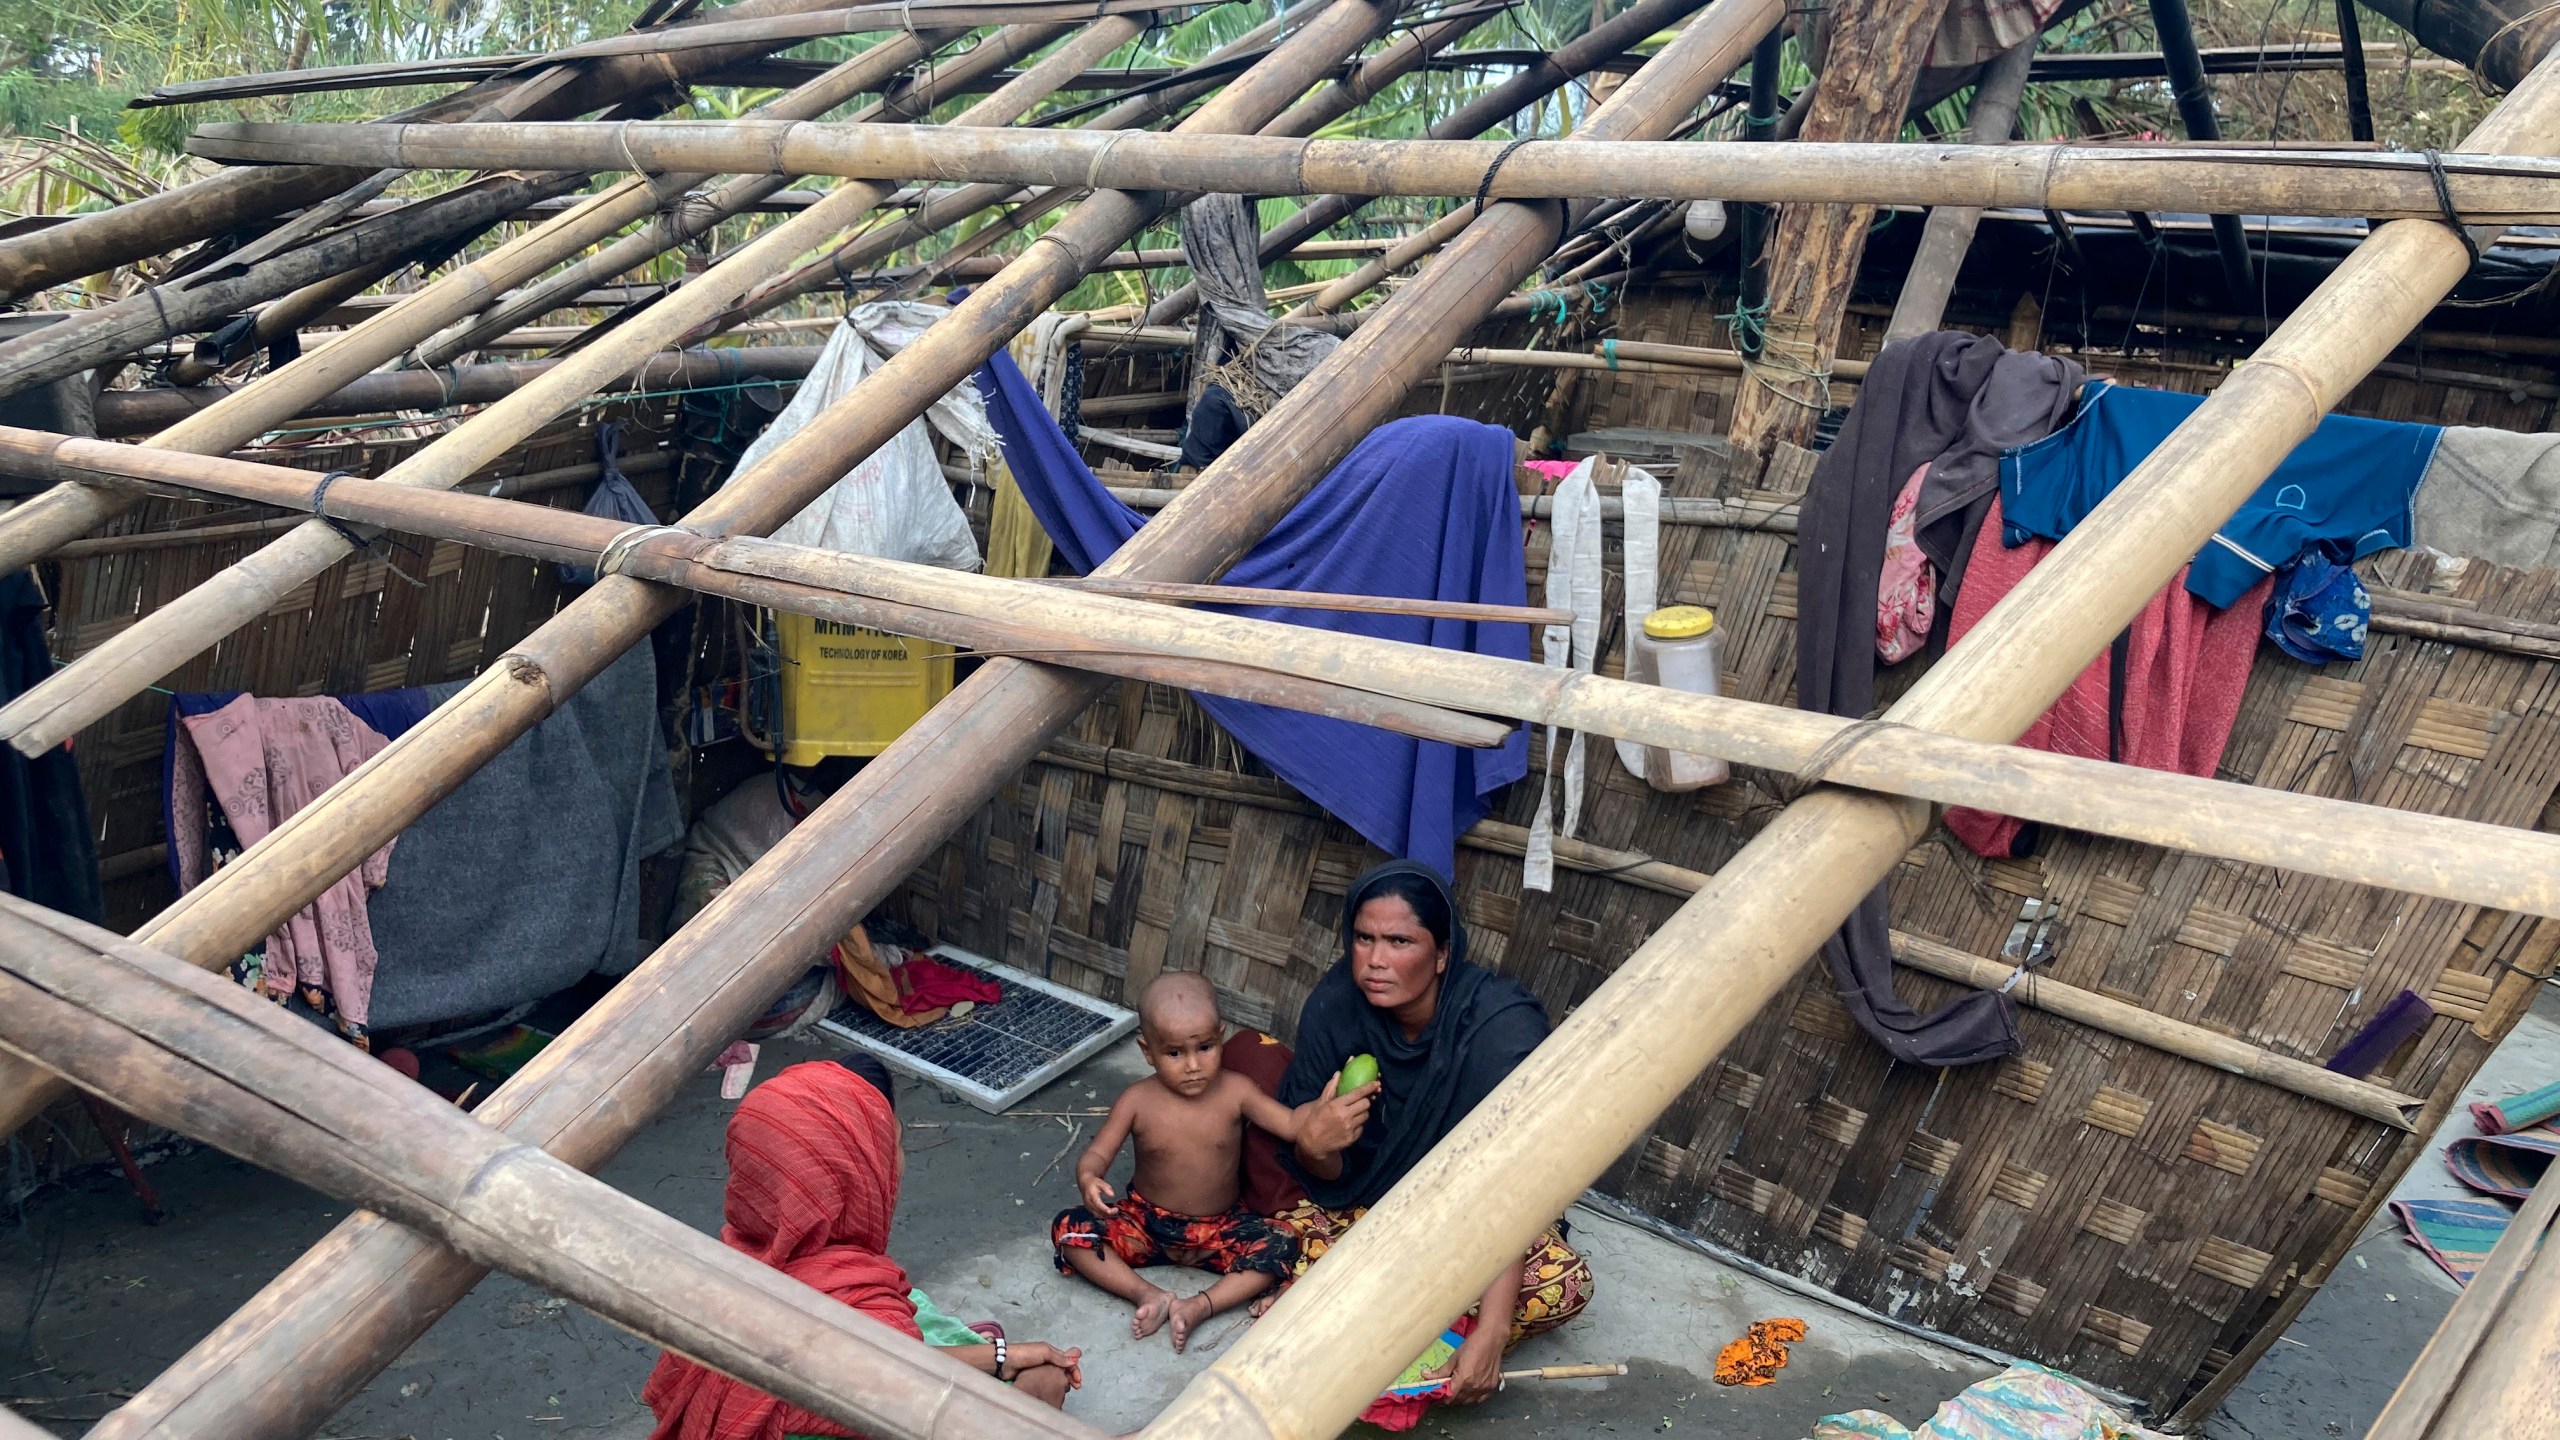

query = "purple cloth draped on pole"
[974, 352, 1530, 876]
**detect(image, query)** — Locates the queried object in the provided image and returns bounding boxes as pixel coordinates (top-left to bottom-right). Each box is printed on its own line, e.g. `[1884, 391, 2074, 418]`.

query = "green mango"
[1338, 1053, 1380, 1096]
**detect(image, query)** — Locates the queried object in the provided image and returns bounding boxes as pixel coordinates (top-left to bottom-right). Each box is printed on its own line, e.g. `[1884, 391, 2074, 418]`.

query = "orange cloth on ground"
[1713, 1317, 1807, 1387]
[642, 1061, 918, 1440]
[831, 929, 945, 1028]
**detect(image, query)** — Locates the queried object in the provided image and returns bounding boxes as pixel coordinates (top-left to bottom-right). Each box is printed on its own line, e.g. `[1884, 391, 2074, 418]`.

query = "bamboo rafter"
[192, 122, 2560, 221]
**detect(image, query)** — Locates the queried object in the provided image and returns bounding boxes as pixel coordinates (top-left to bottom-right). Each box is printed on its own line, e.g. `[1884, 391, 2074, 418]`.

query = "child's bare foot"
[1168, 1291, 1219, 1353]
[1131, 1284, 1177, 1340]
[1249, 1292, 1279, 1318]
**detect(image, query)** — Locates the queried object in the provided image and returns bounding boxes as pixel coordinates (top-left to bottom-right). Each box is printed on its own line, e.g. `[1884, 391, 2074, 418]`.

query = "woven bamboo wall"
[894, 314, 2560, 1414]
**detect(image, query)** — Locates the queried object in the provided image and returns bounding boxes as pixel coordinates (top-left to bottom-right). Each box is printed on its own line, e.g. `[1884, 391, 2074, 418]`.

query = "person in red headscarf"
[644, 1056, 1083, 1440]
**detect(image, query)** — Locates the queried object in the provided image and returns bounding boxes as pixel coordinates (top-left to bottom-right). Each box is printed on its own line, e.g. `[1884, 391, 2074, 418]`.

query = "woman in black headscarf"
[1274, 860, 1594, 1404]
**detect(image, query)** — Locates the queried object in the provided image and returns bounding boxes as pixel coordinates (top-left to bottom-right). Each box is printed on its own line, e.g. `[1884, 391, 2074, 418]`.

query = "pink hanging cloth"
[171, 696, 394, 1040]
[1942, 497, 2269, 857]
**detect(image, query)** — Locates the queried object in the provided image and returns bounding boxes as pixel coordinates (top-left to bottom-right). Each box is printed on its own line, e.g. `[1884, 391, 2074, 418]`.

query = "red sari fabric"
[643, 1061, 920, 1440]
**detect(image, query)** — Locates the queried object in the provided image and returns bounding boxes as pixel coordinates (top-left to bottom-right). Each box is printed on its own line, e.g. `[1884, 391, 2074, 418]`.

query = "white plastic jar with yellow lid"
[1625, 605, 1729, 791]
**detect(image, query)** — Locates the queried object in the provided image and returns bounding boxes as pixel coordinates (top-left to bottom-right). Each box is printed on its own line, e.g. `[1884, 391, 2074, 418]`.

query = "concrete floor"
[2, 988, 2553, 1440]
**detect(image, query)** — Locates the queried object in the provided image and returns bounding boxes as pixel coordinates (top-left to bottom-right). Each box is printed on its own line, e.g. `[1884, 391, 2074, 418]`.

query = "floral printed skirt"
[1271, 1199, 1595, 1345]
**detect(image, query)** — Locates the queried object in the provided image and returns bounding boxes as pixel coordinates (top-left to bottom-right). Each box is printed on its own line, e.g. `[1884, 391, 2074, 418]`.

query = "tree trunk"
[1725, 0, 1952, 457]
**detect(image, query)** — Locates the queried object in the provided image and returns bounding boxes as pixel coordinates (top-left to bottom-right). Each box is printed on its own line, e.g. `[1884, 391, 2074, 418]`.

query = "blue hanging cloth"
[563, 421, 664, 586]
[973, 353, 1531, 876]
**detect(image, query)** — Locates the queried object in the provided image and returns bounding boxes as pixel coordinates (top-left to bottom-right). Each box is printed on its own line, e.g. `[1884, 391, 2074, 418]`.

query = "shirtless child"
[1051, 973, 1310, 1350]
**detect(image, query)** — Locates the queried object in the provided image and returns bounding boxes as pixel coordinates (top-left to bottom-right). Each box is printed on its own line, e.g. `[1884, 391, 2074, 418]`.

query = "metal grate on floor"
[815, 945, 1136, 1113]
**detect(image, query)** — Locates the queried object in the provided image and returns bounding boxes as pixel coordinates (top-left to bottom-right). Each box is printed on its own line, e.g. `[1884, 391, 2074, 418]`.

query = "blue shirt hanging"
[974, 353, 1530, 877]
[2001, 380, 2442, 608]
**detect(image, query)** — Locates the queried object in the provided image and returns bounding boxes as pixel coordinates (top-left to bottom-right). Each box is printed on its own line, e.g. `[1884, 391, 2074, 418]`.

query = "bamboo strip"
[1148, 47, 2560, 1440]
[0, 18, 1121, 759]
[0, 895, 1098, 1440]
[194, 123, 2560, 222]
[0, 29, 950, 575]
[67, 11, 1427, 1438]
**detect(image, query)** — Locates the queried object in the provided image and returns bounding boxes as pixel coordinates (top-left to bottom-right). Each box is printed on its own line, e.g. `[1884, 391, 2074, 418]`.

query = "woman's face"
[1351, 894, 1447, 1013]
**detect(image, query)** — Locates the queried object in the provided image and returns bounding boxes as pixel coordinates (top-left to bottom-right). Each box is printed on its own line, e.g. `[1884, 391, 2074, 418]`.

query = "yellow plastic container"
[772, 612, 955, 763]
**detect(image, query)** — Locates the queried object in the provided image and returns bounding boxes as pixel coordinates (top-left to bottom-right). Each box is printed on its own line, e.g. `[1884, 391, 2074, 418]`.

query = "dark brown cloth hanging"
[1791, 332, 2082, 1067]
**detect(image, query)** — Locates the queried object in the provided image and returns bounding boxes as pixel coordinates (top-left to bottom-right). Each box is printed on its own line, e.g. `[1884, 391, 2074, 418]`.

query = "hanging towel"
[2412, 425, 2560, 570]
[1792, 333, 2084, 1067]
[1943, 498, 2269, 859]
[974, 352, 1530, 876]
[2002, 380, 2441, 607]
[1526, 461, 1604, 892]
[1180, 192, 1340, 407]
[1610, 463, 1664, 779]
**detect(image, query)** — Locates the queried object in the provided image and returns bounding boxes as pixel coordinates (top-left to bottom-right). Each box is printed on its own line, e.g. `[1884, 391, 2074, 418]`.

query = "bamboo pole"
[37, 426, 2560, 950]
[195, 124, 2560, 221]
[2367, 1171, 2560, 1438]
[160, 252, 408, 386]
[1144, 50, 2560, 1440]
[0, 15, 893, 397]
[1293, 198, 1479, 315]
[0, 895, 1099, 1440]
[1458, 820, 2422, 1128]
[0, 167, 600, 402]
[0, 16, 1130, 758]
[531, 0, 1167, 62]
[63, 10, 1421, 1438]
[1883, 38, 2035, 342]
[92, 346, 824, 437]
[407, 16, 1098, 367]
[0, 28, 954, 576]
